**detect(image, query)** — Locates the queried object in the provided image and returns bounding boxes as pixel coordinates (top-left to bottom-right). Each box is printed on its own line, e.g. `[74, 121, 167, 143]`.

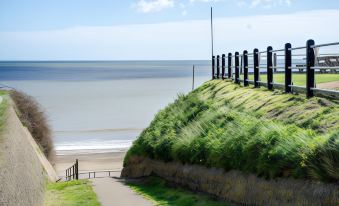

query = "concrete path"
[91, 176, 153, 206]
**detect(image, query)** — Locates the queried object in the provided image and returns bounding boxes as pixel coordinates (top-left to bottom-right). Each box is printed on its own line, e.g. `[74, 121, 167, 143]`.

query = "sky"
[1, 0, 339, 60]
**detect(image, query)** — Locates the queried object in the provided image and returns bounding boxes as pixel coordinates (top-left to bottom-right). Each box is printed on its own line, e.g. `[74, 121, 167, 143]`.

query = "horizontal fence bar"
[270, 49, 285, 52]
[312, 88, 339, 99]
[289, 66, 307, 69]
[290, 85, 306, 89]
[272, 82, 285, 86]
[312, 87, 339, 93]
[311, 42, 339, 48]
[288, 46, 307, 51]
[319, 53, 339, 56]
[312, 66, 339, 70]
[271, 66, 285, 69]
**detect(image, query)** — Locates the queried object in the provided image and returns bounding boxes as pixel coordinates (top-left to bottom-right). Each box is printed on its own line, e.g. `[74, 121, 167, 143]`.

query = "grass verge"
[125, 80, 339, 182]
[0, 90, 8, 138]
[44, 180, 100, 206]
[128, 177, 229, 206]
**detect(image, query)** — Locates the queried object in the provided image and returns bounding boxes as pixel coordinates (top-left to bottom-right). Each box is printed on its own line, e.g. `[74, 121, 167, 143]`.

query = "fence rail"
[63, 159, 121, 181]
[212, 39, 339, 99]
[62, 169, 120, 181]
[65, 159, 79, 181]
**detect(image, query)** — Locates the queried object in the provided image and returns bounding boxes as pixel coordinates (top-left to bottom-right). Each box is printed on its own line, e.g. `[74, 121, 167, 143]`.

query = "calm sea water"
[0, 61, 210, 155]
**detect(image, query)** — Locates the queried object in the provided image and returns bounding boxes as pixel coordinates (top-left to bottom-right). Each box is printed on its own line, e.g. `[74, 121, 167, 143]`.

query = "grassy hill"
[125, 80, 339, 182]
[0, 91, 8, 134]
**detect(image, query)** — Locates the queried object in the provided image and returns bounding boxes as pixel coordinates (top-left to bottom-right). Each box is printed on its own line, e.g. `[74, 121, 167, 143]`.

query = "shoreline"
[55, 150, 127, 177]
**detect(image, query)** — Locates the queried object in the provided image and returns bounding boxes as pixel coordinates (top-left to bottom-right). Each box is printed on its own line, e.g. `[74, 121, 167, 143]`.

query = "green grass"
[249, 73, 339, 86]
[0, 90, 8, 137]
[128, 177, 229, 206]
[125, 80, 339, 182]
[44, 180, 100, 206]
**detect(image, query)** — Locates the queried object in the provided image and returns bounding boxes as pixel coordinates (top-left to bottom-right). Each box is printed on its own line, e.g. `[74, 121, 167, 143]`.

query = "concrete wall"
[0, 104, 57, 206]
[122, 156, 339, 206]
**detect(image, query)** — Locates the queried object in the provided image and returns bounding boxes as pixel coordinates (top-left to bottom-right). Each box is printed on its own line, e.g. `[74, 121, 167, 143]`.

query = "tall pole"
[211, 7, 214, 79]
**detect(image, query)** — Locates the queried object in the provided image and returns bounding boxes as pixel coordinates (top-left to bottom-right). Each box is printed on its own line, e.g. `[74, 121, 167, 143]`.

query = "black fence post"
[267, 46, 273, 90]
[273, 53, 277, 72]
[253, 48, 259, 87]
[222, 54, 226, 79]
[212, 56, 215, 79]
[75, 159, 79, 180]
[235, 52, 240, 84]
[243, 50, 248, 86]
[306, 39, 315, 98]
[285, 43, 292, 93]
[217, 55, 220, 79]
[228, 53, 232, 79]
[72, 166, 75, 180]
[243, 50, 248, 87]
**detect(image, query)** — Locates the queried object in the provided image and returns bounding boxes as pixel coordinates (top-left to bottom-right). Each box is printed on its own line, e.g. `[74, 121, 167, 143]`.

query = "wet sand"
[55, 151, 126, 177]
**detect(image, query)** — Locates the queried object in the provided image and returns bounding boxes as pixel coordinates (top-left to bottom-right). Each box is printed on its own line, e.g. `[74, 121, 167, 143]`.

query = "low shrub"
[10, 90, 55, 162]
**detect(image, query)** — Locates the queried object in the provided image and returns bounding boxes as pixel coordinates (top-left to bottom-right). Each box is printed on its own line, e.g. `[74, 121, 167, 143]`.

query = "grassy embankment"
[128, 177, 229, 206]
[44, 180, 100, 206]
[125, 80, 338, 182]
[249, 73, 339, 86]
[0, 90, 8, 137]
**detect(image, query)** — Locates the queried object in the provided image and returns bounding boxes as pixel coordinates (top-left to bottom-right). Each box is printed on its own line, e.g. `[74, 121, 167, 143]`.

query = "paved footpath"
[91, 176, 153, 206]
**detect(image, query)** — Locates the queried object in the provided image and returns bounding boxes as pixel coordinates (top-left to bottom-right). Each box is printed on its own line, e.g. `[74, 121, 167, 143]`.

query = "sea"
[0, 61, 211, 155]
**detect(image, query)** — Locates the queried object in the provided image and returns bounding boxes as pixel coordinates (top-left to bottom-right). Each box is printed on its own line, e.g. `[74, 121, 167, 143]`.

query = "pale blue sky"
[1, 0, 339, 60]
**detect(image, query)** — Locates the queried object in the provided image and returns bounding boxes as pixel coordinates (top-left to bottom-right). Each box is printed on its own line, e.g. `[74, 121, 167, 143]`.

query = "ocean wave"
[54, 128, 143, 134]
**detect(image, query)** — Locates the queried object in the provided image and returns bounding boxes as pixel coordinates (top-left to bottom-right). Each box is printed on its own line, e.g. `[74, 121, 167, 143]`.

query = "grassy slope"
[0, 90, 8, 138]
[44, 180, 100, 206]
[248, 73, 339, 86]
[126, 80, 339, 182]
[128, 177, 229, 206]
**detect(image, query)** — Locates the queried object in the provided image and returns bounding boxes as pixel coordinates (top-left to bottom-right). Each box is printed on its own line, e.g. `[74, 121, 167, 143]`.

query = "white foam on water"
[55, 139, 133, 155]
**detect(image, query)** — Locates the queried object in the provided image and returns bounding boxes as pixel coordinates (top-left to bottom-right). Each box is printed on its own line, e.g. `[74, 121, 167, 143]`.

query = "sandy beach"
[55, 151, 127, 177]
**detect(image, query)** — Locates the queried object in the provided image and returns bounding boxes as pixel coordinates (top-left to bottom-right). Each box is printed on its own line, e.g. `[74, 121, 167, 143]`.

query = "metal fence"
[63, 159, 120, 181]
[65, 159, 79, 181]
[212, 39, 339, 99]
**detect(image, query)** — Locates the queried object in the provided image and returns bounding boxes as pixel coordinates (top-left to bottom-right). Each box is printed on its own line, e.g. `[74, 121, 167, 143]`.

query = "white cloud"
[190, 0, 220, 2]
[249, 0, 292, 8]
[0, 10, 338, 60]
[135, 0, 174, 13]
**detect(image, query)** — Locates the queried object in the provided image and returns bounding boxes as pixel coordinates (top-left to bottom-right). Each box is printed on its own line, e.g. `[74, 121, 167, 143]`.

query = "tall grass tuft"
[10, 90, 55, 162]
[0, 91, 8, 135]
